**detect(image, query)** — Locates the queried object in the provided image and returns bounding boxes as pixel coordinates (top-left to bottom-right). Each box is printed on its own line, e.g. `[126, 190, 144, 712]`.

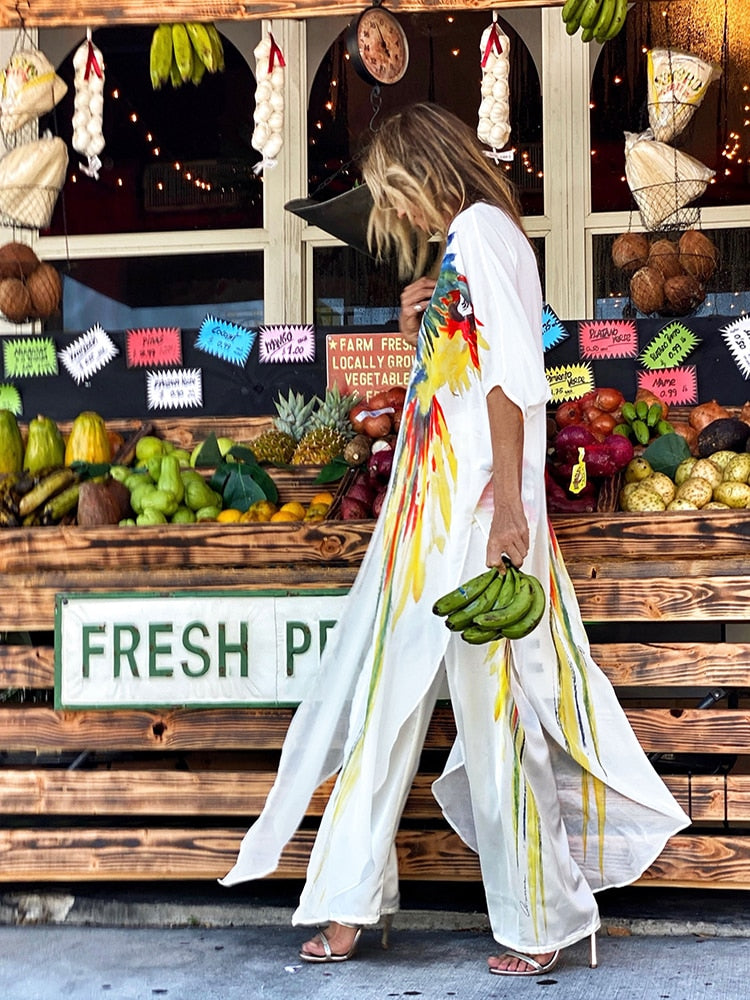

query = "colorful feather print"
[329, 245, 485, 823]
[548, 526, 607, 873]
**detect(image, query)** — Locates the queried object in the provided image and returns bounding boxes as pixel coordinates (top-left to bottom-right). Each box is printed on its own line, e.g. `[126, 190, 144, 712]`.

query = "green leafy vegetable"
[641, 432, 691, 479]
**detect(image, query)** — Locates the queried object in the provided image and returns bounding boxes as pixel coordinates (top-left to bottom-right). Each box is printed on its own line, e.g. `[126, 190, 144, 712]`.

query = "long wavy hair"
[360, 102, 527, 278]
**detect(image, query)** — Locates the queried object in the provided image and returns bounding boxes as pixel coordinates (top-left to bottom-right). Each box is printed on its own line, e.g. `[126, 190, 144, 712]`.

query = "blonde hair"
[360, 102, 526, 278]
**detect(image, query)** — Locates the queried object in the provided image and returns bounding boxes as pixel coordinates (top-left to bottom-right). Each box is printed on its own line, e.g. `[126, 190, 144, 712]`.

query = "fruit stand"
[1, 408, 750, 889]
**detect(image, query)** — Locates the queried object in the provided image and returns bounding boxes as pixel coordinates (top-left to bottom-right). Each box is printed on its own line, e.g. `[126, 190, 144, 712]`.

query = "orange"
[216, 508, 242, 523]
[270, 510, 300, 522]
[279, 501, 305, 520]
[310, 491, 334, 506]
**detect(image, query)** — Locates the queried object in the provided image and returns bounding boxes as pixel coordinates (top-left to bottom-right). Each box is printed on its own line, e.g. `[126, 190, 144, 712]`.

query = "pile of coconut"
[0, 241, 62, 323]
[611, 229, 717, 316]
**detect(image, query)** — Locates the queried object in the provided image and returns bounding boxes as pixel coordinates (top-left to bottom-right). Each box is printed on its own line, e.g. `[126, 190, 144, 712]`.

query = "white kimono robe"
[221, 202, 689, 952]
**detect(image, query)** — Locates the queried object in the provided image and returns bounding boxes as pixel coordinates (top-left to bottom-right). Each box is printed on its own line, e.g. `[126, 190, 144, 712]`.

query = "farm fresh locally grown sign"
[54, 590, 347, 709]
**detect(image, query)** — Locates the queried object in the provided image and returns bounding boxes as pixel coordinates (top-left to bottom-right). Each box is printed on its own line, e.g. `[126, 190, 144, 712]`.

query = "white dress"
[221, 202, 689, 952]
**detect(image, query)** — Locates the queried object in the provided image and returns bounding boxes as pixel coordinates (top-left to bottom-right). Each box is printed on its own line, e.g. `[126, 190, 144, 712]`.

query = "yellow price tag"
[568, 446, 588, 495]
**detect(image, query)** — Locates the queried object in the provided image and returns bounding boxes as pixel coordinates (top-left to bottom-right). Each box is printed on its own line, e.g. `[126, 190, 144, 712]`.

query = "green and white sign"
[54, 589, 348, 710]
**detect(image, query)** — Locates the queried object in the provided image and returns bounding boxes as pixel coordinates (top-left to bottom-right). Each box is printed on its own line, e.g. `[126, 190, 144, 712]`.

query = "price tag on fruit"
[578, 319, 638, 359]
[720, 316, 750, 380]
[127, 327, 182, 368]
[59, 323, 118, 384]
[544, 362, 595, 403]
[0, 383, 21, 414]
[3, 337, 58, 377]
[146, 368, 203, 409]
[195, 316, 256, 367]
[258, 324, 315, 363]
[639, 321, 700, 370]
[638, 366, 697, 405]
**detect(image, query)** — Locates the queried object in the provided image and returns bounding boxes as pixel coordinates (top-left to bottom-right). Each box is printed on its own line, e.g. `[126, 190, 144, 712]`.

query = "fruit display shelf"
[1, 414, 750, 890]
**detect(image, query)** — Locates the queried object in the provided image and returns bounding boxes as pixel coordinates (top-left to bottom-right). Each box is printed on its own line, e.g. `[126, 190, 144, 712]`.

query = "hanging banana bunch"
[149, 22, 225, 90]
[72, 30, 105, 180]
[561, 0, 628, 44]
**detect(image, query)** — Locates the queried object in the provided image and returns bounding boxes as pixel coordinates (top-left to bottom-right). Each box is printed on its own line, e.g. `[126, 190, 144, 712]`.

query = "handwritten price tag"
[542, 304, 569, 352]
[578, 319, 638, 359]
[3, 337, 58, 377]
[146, 368, 203, 410]
[638, 366, 697, 405]
[258, 324, 315, 363]
[720, 316, 750, 379]
[195, 315, 256, 367]
[639, 321, 700, 370]
[0, 384, 21, 414]
[127, 327, 182, 368]
[544, 362, 595, 403]
[59, 324, 118, 384]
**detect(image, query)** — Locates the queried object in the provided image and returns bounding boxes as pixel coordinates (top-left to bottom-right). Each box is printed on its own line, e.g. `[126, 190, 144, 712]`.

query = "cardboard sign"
[544, 362, 595, 403]
[578, 319, 638, 359]
[640, 321, 700, 371]
[146, 368, 203, 410]
[259, 324, 315, 363]
[638, 365, 698, 405]
[3, 337, 58, 377]
[542, 304, 569, 352]
[127, 327, 182, 368]
[195, 315, 256, 367]
[59, 323, 118, 385]
[721, 316, 750, 380]
[326, 332, 413, 393]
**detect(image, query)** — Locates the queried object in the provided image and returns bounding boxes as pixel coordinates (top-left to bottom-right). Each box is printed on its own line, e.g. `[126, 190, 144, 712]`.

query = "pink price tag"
[638, 366, 698, 406]
[127, 327, 182, 368]
[578, 320, 638, 359]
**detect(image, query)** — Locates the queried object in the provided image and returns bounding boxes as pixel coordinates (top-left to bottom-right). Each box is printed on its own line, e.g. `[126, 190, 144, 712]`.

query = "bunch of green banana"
[614, 400, 674, 446]
[0, 465, 81, 527]
[150, 22, 225, 90]
[561, 0, 628, 44]
[433, 562, 547, 645]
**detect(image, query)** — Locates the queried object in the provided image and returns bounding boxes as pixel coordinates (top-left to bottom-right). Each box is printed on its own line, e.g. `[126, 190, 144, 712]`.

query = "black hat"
[284, 184, 377, 258]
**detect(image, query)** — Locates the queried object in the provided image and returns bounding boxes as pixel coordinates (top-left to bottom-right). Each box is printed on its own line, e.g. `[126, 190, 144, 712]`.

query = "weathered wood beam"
[1, 1, 562, 31]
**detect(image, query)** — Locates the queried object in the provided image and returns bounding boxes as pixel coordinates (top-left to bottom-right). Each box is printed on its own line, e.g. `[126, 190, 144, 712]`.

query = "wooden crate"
[1, 417, 750, 888]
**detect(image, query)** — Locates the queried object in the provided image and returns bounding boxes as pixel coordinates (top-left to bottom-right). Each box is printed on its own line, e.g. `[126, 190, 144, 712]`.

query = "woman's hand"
[399, 276, 436, 346]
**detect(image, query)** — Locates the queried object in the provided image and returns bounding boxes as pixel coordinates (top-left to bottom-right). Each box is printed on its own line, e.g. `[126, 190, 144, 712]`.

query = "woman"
[221, 103, 689, 976]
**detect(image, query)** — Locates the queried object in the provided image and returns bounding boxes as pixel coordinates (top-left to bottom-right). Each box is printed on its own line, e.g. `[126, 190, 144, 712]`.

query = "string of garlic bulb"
[72, 30, 105, 180]
[252, 34, 285, 175]
[477, 21, 511, 153]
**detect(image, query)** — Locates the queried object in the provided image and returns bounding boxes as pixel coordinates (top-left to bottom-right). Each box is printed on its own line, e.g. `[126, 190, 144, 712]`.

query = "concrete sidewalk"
[0, 924, 748, 1000]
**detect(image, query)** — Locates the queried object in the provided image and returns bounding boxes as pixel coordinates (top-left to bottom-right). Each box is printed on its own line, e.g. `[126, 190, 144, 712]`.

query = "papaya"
[64, 411, 112, 466]
[0, 409, 24, 474]
[23, 414, 64, 473]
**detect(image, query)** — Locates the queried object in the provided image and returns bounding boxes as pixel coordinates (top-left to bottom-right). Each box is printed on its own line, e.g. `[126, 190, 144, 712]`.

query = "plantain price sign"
[54, 589, 347, 710]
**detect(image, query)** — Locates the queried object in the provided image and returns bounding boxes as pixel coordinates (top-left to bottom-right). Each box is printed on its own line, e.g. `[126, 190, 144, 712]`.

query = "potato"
[689, 458, 723, 491]
[722, 453, 750, 484]
[708, 450, 739, 472]
[675, 477, 713, 507]
[627, 484, 666, 511]
[712, 481, 750, 509]
[674, 457, 697, 486]
[643, 471, 676, 505]
[667, 498, 699, 510]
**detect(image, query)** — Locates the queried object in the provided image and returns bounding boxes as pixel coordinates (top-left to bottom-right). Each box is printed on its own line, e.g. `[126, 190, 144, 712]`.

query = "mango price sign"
[54, 590, 348, 710]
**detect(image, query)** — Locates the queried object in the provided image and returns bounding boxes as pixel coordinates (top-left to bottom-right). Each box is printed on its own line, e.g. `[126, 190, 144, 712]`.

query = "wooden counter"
[1, 416, 749, 888]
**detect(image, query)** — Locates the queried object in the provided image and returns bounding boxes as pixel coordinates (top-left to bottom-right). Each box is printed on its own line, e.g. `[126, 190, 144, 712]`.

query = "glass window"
[308, 11, 543, 216]
[40, 26, 261, 236]
[59, 251, 263, 332]
[591, 0, 749, 214]
[593, 229, 750, 319]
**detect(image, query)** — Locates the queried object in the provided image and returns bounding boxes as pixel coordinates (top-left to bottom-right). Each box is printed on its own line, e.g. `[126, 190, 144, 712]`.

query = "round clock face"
[347, 6, 409, 86]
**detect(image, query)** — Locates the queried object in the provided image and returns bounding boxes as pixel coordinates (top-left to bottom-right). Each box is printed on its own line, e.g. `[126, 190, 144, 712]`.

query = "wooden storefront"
[1, 414, 749, 889]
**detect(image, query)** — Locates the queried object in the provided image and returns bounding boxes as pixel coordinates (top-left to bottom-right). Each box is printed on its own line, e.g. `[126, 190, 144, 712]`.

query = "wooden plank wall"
[1, 416, 750, 888]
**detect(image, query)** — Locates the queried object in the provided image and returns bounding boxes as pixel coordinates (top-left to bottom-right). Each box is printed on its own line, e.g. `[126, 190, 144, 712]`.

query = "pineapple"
[250, 390, 318, 465]
[291, 426, 349, 465]
[290, 387, 359, 465]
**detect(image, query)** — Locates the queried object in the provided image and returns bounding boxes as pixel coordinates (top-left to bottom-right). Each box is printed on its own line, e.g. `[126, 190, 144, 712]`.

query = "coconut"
[26, 262, 62, 319]
[630, 265, 665, 315]
[0, 241, 40, 279]
[664, 273, 705, 315]
[0, 276, 32, 322]
[647, 239, 683, 280]
[611, 232, 650, 275]
[678, 229, 718, 282]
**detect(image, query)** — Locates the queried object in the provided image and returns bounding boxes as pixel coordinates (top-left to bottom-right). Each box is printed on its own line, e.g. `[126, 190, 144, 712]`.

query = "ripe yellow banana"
[149, 24, 173, 90]
[172, 23, 194, 83]
[186, 22, 216, 73]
